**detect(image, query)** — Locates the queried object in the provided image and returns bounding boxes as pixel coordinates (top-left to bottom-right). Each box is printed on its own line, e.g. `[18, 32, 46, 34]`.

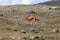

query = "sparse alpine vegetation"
[0, 5, 60, 40]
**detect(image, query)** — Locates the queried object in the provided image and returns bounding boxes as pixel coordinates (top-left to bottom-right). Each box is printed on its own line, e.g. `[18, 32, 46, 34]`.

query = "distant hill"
[36, 0, 60, 6]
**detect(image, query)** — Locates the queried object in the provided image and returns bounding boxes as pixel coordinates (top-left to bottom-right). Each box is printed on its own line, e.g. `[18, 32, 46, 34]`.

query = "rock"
[34, 36, 40, 40]
[52, 29, 59, 33]
[30, 28, 38, 33]
[6, 28, 11, 30]
[29, 36, 40, 40]
[21, 30, 26, 34]
[30, 28, 35, 32]
[0, 14, 3, 16]
[14, 29, 18, 32]
[25, 9, 35, 13]
[29, 36, 35, 40]
[15, 36, 30, 40]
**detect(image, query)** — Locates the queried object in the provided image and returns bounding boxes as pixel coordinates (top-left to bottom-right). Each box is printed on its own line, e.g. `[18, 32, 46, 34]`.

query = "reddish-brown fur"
[25, 16, 39, 22]
[25, 16, 35, 21]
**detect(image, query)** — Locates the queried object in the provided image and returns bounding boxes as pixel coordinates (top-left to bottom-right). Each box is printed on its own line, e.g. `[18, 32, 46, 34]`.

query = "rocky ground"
[0, 5, 60, 40]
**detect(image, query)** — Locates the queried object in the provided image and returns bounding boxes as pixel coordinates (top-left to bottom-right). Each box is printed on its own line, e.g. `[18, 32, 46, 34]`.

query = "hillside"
[36, 0, 60, 6]
[0, 5, 60, 40]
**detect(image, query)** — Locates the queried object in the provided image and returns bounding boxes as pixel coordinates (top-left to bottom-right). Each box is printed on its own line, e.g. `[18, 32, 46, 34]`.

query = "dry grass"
[0, 5, 60, 40]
